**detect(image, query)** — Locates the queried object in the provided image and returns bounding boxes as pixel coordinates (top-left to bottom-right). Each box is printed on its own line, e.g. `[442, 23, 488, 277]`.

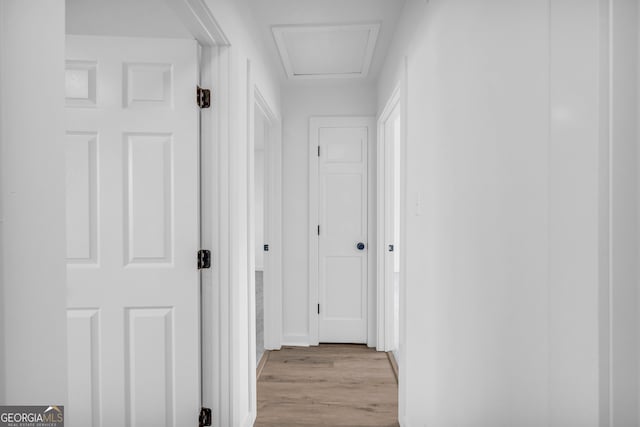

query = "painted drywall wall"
[200, 1, 282, 426]
[637, 2, 640, 422]
[610, 0, 639, 425]
[205, 0, 282, 112]
[282, 82, 376, 344]
[420, 1, 547, 423]
[548, 1, 602, 423]
[255, 107, 266, 270]
[255, 147, 265, 270]
[0, 0, 67, 405]
[0, 1, 5, 405]
[377, 0, 635, 424]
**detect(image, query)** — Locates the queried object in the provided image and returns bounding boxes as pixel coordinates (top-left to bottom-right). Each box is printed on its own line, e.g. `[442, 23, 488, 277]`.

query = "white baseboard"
[281, 334, 310, 346]
[242, 412, 255, 427]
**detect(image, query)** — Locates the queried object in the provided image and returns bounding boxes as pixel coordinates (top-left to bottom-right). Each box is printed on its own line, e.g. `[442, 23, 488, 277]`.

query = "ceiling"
[67, 0, 407, 83]
[248, 0, 407, 83]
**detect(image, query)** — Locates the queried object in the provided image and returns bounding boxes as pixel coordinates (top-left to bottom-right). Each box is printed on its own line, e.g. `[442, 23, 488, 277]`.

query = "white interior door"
[316, 120, 369, 343]
[65, 35, 200, 427]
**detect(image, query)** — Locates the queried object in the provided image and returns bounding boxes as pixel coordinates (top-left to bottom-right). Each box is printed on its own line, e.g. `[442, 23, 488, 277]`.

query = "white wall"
[200, 1, 282, 426]
[637, 1, 640, 422]
[0, 1, 5, 404]
[255, 145, 265, 270]
[378, 0, 638, 425]
[254, 107, 266, 270]
[0, 0, 67, 405]
[611, 0, 638, 425]
[281, 82, 376, 345]
[548, 1, 602, 423]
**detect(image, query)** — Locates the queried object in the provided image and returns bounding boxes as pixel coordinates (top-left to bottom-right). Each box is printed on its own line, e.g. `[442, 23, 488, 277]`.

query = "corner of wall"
[637, 0, 640, 421]
[1, 0, 67, 405]
[0, 0, 6, 406]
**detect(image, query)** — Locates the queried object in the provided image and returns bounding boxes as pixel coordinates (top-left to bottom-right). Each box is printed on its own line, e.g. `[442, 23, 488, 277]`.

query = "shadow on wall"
[256, 271, 264, 365]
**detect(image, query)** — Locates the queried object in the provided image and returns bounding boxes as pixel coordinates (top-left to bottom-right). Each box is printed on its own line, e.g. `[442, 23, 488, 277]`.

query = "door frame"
[164, 1, 231, 426]
[376, 69, 408, 424]
[245, 58, 283, 420]
[62, 0, 230, 424]
[308, 116, 377, 346]
[247, 77, 283, 353]
[376, 84, 402, 352]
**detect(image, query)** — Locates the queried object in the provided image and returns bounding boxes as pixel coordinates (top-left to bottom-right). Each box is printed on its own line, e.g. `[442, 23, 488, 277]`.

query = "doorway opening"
[254, 102, 268, 366]
[308, 116, 377, 345]
[63, 1, 227, 426]
[252, 89, 279, 369]
[63, 0, 407, 425]
[248, 77, 282, 381]
[377, 84, 404, 367]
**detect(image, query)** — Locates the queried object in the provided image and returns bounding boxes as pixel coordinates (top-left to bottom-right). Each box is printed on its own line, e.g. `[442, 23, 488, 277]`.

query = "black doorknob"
[357, 242, 365, 250]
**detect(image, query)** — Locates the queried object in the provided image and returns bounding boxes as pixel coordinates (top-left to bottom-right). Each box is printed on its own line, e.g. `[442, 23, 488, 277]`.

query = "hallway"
[256, 345, 399, 427]
[2, 0, 640, 426]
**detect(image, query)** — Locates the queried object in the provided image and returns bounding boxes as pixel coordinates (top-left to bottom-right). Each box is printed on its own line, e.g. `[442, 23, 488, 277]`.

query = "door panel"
[65, 132, 98, 263]
[318, 124, 368, 343]
[65, 36, 199, 427]
[324, 256, 364, 318]
[66, 309, 100, 427]
[124, 133, 173, 264]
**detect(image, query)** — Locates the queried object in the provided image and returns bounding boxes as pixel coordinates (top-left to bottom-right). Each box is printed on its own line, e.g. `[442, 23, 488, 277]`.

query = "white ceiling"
[67, 0, 407, 82]
[66, 0, 193, 39]
[248, 0, 407, 83]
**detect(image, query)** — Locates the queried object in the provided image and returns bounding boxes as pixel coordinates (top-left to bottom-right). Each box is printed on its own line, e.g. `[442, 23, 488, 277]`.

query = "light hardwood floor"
[255, 344, 399, 427]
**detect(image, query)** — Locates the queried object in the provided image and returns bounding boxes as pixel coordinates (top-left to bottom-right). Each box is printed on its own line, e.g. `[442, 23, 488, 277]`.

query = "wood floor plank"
[255, 344, 399, 427]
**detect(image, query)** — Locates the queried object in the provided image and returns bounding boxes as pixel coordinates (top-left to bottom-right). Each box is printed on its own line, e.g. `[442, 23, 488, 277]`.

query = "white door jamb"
[251, 86, 283, 352]
[376, 84, 401, 352]
[245, 58, 283, 425]
[164, 1, 231, 426]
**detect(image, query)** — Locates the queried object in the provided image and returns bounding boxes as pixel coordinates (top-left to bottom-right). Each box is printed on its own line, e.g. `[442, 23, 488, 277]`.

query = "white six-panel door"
[65, 36, 200, 427]
[313, 118, 369, 343]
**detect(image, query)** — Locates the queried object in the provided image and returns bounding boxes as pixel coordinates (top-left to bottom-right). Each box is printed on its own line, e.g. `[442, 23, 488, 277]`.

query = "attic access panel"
[272, 23, 380, 80]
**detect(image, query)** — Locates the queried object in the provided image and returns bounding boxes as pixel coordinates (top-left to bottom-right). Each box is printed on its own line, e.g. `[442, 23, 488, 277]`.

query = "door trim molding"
[308, 116, 376, 346]
[164, 0, 230, 46]
[178, 1, 229, 426]
[199, 44, 229, 427]
[246, 60, 283, 424]
[247, 62, 283, 352]
[377, 57, 408, 422]
[257, 91, 283, 353]
[376, 84, 401, 352]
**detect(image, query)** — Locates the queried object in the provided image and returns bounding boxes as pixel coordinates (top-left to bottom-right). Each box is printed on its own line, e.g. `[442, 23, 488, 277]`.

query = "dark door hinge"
[318, 303, 320, 314]
[317, 145, 320, 157]
[199, 407, 212, 427]
[317, 225, 320, 235]
[198, 249, 211, 269]
[197, 86, 211, 109]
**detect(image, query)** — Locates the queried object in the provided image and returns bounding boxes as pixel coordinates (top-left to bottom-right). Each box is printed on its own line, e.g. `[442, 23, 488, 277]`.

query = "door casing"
[60, 1, 233, 426]
[248, 79, 283, 353]
[376, 63, 408, 424]
[376, 84, 402, 352]
[245, 58, 283, 422]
